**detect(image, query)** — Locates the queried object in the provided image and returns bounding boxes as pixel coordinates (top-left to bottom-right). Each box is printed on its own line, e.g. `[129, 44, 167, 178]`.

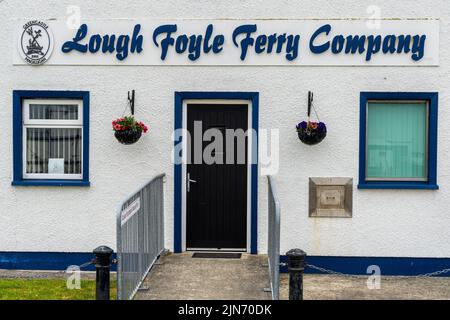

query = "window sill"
[358, 182, 438, 190]
[12, 180, 90, 187]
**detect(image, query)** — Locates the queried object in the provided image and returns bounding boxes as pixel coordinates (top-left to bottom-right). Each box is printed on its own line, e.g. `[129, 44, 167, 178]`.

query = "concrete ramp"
[134, 252, 271, 300]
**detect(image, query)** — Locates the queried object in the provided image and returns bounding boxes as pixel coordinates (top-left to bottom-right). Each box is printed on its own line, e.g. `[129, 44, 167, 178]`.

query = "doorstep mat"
[192, 252, 242, 259]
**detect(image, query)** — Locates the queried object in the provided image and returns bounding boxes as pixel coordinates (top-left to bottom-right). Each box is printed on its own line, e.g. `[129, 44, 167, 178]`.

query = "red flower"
[308, 121, 318, 129]
[112, 116, 148, 134]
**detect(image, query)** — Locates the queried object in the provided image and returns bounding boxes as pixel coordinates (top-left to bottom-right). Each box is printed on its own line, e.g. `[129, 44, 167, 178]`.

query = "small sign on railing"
[120, 198, 141, 226]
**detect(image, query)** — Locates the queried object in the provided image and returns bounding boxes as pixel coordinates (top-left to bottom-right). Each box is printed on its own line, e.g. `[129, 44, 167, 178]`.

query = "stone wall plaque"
[309, 177, 352, 218]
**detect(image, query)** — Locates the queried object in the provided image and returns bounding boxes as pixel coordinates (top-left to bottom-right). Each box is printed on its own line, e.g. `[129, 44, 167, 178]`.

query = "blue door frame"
[174, 92, 259, 254]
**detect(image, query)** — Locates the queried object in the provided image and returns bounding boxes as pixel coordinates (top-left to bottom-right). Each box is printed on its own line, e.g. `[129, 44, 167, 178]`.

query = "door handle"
[187, 173, 197, 192]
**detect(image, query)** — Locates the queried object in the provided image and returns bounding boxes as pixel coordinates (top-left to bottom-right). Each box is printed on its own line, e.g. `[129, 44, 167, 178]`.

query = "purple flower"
[296, 121, 308, 129]
[296, 121, 326, 131]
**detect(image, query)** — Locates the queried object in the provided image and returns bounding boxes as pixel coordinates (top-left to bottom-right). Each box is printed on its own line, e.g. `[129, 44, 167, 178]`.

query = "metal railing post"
[116, 173, 166, 300]
[94, 245, 114, 300]
[267, 176, 280, 300]
[286, 248, 307, 300]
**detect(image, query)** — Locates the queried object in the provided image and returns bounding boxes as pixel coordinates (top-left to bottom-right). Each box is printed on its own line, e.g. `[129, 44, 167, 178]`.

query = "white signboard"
[120, 198, 141, 226]
[14, 19, 439, 66]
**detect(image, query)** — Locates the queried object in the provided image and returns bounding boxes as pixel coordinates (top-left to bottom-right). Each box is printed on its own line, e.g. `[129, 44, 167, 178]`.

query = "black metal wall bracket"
[308, 91, 313, 118]
[128, 90, 135, 115]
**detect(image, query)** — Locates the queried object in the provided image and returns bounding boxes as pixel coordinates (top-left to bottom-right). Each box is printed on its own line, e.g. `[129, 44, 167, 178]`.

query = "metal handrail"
[116, 173, 166, 300]
[267, 175, 281, 300]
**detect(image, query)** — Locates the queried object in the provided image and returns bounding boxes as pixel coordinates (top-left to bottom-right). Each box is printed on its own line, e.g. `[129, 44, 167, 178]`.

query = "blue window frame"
[359, 92, 438, 189]
[12, 90, 90, 187]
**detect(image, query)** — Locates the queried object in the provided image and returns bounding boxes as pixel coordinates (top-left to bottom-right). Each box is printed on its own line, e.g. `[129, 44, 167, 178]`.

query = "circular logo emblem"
[19, 20, 54, 65]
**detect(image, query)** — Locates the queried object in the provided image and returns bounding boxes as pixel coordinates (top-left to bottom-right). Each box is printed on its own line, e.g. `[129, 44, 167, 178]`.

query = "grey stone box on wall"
[309, 178, 353, 218]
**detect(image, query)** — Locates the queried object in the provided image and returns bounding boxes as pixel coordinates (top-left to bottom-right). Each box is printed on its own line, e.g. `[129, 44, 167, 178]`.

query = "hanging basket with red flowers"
[296, 91, 327, 145]
[112, 116, 148, 145]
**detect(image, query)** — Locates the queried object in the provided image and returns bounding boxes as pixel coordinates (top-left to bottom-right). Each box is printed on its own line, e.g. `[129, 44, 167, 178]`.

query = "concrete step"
[134, 252, 271, 300]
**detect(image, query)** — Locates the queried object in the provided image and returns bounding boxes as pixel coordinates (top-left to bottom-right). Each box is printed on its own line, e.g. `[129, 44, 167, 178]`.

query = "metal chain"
[66, 258, 117, 271]
[306, 263, 450, 279]
[310, 102, 321, 123]
[306, 264, 364, 279]
[78, 259, 96, 269]
[121, 99, 132, 117]
[411, 268, 450, 278]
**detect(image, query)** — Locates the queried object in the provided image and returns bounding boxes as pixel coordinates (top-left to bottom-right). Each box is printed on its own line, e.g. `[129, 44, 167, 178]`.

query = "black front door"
[186, 104, 248, 250]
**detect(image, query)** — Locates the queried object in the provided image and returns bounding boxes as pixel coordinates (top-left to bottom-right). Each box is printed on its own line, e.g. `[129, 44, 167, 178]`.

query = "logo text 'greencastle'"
[61, 23, 427, 62]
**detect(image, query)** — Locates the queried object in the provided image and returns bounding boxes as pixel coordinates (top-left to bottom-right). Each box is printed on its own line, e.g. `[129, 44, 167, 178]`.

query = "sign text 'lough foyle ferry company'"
[14, 19, 439, 66]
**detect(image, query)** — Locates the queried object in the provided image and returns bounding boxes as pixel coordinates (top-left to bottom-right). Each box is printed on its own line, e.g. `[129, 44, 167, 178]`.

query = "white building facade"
[1, 0, 449, 274]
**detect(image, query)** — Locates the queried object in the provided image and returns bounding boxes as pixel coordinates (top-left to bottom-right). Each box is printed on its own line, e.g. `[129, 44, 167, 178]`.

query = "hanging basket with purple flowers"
[296, 121, 327, 145]
[296, 91, 327, 145]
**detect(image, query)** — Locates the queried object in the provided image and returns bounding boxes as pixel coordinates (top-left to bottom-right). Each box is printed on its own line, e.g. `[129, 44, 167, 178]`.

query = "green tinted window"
[367, 101, 427, 180]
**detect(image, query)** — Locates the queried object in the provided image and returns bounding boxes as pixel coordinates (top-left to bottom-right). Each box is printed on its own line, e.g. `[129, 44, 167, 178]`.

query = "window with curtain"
[359, 92, 438, 190]
[366, 101, 428, 181]
[23, 99, 83, 180]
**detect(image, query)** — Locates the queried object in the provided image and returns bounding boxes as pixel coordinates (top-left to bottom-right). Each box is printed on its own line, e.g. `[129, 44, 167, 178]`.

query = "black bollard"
[93, 246, 114, 300]
[286, 248, 307, 300]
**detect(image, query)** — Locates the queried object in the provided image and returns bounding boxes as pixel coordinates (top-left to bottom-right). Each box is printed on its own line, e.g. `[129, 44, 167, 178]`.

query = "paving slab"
[280, 274, 450, 300]
[134, 253, 271, 300]
[4, 259, 448, 300]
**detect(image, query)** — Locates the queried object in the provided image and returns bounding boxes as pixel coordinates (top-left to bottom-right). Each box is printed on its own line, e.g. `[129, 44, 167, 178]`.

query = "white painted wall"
[0, 0, 449, 257]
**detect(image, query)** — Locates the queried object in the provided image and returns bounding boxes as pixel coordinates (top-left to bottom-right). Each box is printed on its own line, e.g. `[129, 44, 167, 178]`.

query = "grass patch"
[0, 278, 117, 300]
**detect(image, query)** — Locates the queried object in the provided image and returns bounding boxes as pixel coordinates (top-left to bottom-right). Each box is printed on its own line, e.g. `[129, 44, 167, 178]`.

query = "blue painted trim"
[0, 252, 117, 271]
[82, 92, 90, 184]
[173, 92, 259, 254]
[3, 251, 448, 276]
[12, 90, 90, 187]
[174, 92, 183, 254]
[358, 182, 438, 190]
[280, 255, 450, 277]
[12, 91, 23, 183]
[359, 92, 438, 190]
[250, 94, 259, 255]
[11, 180, 91, 187]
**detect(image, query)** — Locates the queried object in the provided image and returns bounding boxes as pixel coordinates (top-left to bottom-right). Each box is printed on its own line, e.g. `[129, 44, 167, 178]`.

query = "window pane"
[29, 104, 78, 120]
[367, 102, 427, 180]
[26, 128, 82, 174]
